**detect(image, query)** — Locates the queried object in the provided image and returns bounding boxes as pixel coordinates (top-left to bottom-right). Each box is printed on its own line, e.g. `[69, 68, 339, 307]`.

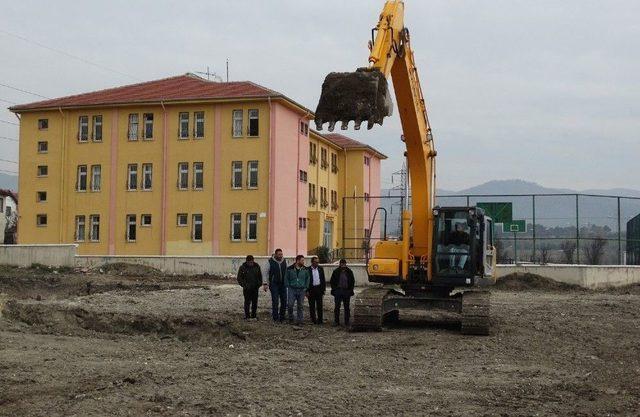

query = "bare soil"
[1, 265, 639, 416]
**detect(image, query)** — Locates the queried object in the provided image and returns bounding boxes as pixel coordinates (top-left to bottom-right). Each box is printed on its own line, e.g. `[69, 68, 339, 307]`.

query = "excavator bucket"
[315, 67, 393, 131]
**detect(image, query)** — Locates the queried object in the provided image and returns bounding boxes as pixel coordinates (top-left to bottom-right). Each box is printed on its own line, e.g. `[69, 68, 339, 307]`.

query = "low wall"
[0, 244, 77, 268]
[2, 245, 639, 289]
[496, 264, 640, 289]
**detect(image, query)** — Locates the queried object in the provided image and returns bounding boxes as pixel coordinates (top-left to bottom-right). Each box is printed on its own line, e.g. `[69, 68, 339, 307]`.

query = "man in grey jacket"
[264, 248, 288, 322]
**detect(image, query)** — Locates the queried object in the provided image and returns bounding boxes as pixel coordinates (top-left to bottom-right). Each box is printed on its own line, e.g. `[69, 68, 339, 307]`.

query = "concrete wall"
[0, 244, 77, 267]
[497, 264, 640, 289]
[2, 244, 640, 289]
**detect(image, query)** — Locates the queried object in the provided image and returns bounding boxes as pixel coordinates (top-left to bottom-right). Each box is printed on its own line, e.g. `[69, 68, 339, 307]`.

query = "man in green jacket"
[285, 255, 310, 324]
[237, 255, 263, 320]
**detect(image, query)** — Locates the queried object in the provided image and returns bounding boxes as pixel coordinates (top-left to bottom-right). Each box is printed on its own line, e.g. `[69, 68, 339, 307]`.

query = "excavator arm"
[315, 0, 436, 279]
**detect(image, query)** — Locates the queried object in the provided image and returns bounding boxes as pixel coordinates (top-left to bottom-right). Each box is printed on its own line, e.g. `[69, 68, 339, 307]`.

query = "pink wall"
[269, 103, 308, 256]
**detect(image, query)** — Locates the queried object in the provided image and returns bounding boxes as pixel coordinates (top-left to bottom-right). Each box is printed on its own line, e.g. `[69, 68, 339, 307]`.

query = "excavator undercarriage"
[351, 288, 491, 335]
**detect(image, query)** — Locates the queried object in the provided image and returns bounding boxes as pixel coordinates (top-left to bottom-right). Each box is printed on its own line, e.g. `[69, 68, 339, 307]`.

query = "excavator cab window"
[433, 209, 476, 277]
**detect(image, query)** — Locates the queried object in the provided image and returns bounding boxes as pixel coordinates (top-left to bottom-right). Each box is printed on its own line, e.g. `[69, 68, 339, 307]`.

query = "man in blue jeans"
[285, 255, 310, 325]
[264, 248, 288, 322]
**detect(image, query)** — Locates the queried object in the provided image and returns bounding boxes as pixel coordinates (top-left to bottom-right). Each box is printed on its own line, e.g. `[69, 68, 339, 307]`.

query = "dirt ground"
[1, 265, 639, 417]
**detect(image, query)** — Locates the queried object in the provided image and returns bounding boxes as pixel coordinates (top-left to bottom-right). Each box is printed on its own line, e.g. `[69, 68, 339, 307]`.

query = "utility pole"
[390, 160, 408, 236]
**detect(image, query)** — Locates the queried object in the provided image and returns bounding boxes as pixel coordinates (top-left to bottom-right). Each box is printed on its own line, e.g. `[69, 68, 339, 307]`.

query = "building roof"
[9, 73, 312, 114]
[320, 132, 388, 159]
[0, 189, 18, 203]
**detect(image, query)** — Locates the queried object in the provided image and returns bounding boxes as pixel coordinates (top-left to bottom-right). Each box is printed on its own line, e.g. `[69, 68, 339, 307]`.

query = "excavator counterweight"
[314, 68, 393, 132]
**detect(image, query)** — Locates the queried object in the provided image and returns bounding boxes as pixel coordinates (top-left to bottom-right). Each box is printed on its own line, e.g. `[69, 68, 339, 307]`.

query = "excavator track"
[460, 290, 491, 335]
[350, 287, 394, 332]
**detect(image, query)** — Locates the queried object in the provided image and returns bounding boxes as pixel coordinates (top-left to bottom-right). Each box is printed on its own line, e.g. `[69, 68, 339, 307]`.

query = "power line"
[0, 168, 17, 175]
[0, 136, 18, 142]
[0, 82, 49, 99]
[0, 119, 18, 126]
[0, 158, 17, 164]
[0, 29, 142, 82]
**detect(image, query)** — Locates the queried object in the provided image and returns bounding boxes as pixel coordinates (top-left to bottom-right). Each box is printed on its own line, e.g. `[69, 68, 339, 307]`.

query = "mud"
[494, 272, 584, 291]
[1, 267, 639, 416]
[315, 67, 392, 130]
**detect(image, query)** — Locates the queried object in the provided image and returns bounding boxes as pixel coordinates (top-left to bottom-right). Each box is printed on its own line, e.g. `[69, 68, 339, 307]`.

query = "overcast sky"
[1, 0, 638, 191]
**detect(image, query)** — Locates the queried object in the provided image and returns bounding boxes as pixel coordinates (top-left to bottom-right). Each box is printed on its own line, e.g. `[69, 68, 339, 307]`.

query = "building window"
[177, 213, 188, 227]
[126, 214, 137, 242]
[364, 156, 371, 166]
[0, 197, 3, 212]
[248, 109, 259, 136]
[37, 191, 47, 202]
[192, 214, 203, 242]
[128, 113, 139, 141]
[77, 165, 88, 192]
[320, 187, 328, 209]
[178, 162, 189, 189]
[36, 214, 47, 227]
[300, 121, 309, 136]
[37, 141, 48, 153]
[331, 190, 339, 211]
[298, 217, 307, 230]
[38, 119, 48, 130]
[141, 214, 152, 227]
[231, 161, 242, 189]
[231, 213, 242, 241]
[179, 112, 189, 139]
[37, 165, 48, 177]
[142, 163, 153, 190]
[91, 165, 101, 192]
[127, 164, 138, 190]
[247, 213, 257, 241]
[75, 215, 86, 242]
[92, 115, 102, 141]
[364, 192, 370, 202]
[143, 113, 154, 140]
[308, 183, 316, 205]
[194, 111, 205, 138]
[232, 110, 243, 138]
[309, 142, 317, 165]
[78, 116, 89, 142]
[320, 148, 328, 169]
[331, 153, 338, 173]
[247, 161, 258, 189]
[5, 206, 10, 216]
[90, 215, 100, 241]
[299, 170, 307, 183]
[193, 162, 204, 190]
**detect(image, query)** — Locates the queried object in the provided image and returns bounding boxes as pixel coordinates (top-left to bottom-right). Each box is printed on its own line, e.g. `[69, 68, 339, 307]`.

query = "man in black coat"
[329, 259, 355, 327]
[237, 255, 263, 319]
[307, 256, 326, 325]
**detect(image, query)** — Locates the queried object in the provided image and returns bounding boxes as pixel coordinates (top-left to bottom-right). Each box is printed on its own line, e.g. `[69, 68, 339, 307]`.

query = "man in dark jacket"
[330, 259, 355, 327]
[237, 255, 263, 320]
[307, 256, 326, 325]
[265, 248, 288, 322]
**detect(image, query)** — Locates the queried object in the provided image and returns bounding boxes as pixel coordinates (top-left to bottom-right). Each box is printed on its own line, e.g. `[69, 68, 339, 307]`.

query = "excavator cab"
[431, 206, 496, 288]
[432, 207, 494, 286]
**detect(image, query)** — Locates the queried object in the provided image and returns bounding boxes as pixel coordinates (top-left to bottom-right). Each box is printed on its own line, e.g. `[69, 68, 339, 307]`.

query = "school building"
[10, 74, 385, 256]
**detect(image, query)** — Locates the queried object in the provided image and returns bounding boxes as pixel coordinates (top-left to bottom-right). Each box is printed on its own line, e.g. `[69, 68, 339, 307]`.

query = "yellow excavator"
[315, 0, 497, 334]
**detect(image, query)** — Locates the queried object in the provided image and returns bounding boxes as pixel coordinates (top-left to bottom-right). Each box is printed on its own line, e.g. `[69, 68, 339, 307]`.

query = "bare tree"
[539, 244, 553, 264]
[583, 237, 607, 265]
[560, 240, 577, 264]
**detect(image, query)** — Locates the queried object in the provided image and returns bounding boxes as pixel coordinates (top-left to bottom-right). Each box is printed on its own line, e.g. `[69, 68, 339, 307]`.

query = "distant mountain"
[380, 180, 640, 231]
[0, 173, 18, 191]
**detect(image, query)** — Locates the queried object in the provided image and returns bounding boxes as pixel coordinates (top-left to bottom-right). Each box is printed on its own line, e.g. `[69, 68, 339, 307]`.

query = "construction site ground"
[1, 265, 639, 416]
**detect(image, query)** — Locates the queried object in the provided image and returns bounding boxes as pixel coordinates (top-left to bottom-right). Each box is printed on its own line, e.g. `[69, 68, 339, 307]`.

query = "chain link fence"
[339, 193, 640, 265]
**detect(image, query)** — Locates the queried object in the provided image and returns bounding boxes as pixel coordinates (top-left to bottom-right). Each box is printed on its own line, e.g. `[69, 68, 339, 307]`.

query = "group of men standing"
[236, 249, 356, 326]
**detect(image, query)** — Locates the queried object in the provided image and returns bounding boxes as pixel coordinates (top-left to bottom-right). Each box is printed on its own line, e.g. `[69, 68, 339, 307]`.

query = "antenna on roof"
[195, 66, 223, 82]
[226, 59, 229, 82]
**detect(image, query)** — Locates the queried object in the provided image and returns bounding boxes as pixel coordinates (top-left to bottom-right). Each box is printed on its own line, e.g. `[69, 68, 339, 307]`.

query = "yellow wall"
[17, 101, 381, 258]
[307, 132, 341, 251]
